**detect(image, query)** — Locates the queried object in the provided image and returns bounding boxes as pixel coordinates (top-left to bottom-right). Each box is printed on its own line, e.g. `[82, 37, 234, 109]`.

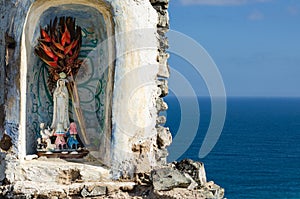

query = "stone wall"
[150, 0, 171, 166]
[0, 1, 33, 154]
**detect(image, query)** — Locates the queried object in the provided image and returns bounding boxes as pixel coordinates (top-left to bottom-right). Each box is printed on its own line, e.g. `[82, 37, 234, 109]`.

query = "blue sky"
[168, 0, 300, 97]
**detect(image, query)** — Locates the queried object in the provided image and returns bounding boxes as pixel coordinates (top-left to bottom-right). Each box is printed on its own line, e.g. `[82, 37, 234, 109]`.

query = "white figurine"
[37, 122, 52, 150]
[45, 139, 56, 151]
[51, 78, 70, 131]
[40, 123, 52, 142]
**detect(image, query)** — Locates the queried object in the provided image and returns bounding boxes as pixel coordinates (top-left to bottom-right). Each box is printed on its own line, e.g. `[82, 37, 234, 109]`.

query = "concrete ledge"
[9, 158, 111, 183]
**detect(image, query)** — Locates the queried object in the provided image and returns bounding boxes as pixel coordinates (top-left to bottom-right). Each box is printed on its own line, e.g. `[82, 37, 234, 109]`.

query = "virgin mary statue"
[51, 79, 70, 130]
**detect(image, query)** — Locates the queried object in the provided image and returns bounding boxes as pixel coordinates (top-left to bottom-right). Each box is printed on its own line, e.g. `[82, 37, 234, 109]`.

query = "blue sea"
[165, 97, 300, 199]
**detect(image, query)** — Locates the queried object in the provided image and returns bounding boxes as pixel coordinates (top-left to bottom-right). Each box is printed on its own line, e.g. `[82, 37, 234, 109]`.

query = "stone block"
[203, 181, 225, 198]
[157, 63, 170, 78]
[175, 159, 207, 186]
[81, 186, 106, 197]
[157, 11, 169, 28]
[184, 173, 198, 190]
[156, 126, 172, 148]
[151, 167, 191, 191]
[156, 79, 168, 97]
[157, 52, 170, 78]
[156, 97, 168, 112]
[56, 169, 82, 185]
[158, 33, 169, 52]
[90, 186, 107, 196]
[155, 147, 168, 165]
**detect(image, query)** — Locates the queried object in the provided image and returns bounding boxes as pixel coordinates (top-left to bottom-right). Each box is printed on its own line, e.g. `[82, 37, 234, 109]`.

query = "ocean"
[165, 97, 300, 199]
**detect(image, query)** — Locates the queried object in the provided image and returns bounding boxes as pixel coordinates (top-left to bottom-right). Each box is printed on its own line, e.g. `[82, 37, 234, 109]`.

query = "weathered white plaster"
[109, 0, 159, 177]
[19, 0, 159, 178]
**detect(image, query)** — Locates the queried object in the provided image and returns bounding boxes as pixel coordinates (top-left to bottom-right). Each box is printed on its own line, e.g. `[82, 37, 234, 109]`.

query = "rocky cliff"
[0, 158, 224, 198]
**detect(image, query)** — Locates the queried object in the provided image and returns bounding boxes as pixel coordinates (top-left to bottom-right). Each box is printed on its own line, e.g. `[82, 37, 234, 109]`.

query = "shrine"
[0, 0, 170, 185]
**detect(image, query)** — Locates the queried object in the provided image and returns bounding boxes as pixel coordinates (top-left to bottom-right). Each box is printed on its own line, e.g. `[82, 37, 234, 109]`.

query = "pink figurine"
[54, 122, 67, 150]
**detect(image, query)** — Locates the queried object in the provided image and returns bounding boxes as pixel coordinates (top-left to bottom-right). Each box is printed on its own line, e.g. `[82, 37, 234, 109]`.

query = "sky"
[167, 0, 300, 97]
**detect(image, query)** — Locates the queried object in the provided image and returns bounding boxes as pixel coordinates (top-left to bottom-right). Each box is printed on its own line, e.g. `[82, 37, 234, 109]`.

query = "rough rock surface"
[156, 126, 172, 149]
[0, 160, 225, 198]
[175, 159, 207, 186]
[81, 185, 107, 197]
[150, 159, 224, 198]
[4, 158, 110, 183]
[0, 160, 224, 199]
[151, 167, 191, 191]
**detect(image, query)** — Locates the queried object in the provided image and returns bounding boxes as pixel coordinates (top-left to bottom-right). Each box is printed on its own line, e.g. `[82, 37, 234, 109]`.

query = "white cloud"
[248, 10, 264, 21]
[180, 0, 272, 6]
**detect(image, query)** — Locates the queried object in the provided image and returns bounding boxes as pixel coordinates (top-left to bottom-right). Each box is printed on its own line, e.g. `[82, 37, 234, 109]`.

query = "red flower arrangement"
[35, 16, 83, 86]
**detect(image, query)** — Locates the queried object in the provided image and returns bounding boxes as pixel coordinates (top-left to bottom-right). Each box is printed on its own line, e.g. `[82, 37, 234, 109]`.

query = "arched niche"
[20, 0, 115, 164]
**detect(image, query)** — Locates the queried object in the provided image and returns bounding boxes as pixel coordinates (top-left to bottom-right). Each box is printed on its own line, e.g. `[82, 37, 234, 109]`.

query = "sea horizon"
[165, 96, 300, 199]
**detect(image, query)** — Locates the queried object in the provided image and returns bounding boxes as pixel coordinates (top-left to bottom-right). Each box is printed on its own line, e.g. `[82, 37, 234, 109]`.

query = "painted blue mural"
[27, 4, 110, 152]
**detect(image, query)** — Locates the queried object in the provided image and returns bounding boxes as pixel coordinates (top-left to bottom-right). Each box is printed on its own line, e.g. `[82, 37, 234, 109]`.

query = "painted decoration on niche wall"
[28, 5, 109, 156]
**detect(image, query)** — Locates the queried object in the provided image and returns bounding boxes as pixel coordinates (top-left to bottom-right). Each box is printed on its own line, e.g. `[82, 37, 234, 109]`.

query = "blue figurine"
[66, 122, 80, 149]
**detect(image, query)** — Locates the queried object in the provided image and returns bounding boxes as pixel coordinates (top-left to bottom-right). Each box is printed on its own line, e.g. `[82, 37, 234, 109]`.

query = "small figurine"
[54, 122, 67, 150]
[45, 138, 56, 151]
[67, 122, 80, 150]
[37, 123, 52, 150]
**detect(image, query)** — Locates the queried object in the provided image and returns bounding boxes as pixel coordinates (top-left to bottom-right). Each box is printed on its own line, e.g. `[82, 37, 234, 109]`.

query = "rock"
[90, 186, 107, 196]
[184, 173, 198, 190]
[157, 11, 169, 28]
[158, 33, 169, 51]
[135, 172, 151, 185]
[155, 148, 168, 165]
[205, 181, 215, 188]
[156, 115, 166, 125]
[120, 185, 135, 191]
[56, 169, 81, 185]
[175, 159, 207, 186]
[157, 51, 169, 64]
[156, 98, 168, 112]
[150, 0, 169, 7]
[81, 188, 89, 197]
[202, 181, 225, 199]
[158, 63, 170, 78]
[151, 167, 191, 191]
[157, 52, 170, 78]
[24, 155, 38, 161]
[156, 79, 168, 97]
[150, 0, 169, 4]
[157, 27, 169, 35]
[156, 126, 172, 148]
[152, 5, 166, 14]
[81, 186, 106, 197]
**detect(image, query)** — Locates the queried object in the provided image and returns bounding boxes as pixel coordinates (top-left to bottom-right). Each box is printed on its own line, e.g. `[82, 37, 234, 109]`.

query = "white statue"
[51, 78, 70, 130]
